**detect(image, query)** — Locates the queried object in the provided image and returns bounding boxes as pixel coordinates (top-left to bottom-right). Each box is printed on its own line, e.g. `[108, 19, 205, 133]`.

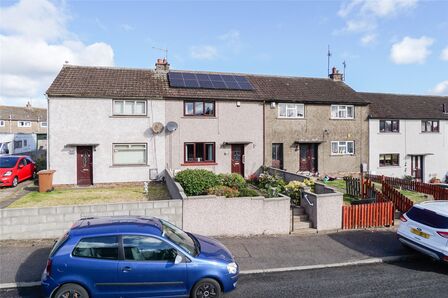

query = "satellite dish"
[166, 121, 178, 132]
[152, 122, 164, 134]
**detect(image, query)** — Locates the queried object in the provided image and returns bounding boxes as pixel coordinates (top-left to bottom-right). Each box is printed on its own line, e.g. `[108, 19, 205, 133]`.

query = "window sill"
[110, 164, 150, 168]
[378, 132, 401, 134]
[182, 116, 217, 119]
[277, 117, 305, 120]
[379, 165, 400, 168]
[329, 118, 355, 121]
[181, 162, 218, 166]
[109, 115, 148, 118]
[330, 154, 355, 157]
[420, 132, 440, 134]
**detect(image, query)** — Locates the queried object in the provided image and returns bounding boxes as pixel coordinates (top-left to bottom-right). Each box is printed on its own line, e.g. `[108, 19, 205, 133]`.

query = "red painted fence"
[381, 182, 414, 213]
[342, 201, 394, 229]
[366, 174, 448, 200]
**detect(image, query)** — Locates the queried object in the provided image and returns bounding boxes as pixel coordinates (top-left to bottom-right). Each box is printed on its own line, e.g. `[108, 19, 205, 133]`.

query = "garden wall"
[301, 191, 343, 231]
[183, 195, 290, 236]
[164, 169, 187, 200]
[0, 200, 182, 240]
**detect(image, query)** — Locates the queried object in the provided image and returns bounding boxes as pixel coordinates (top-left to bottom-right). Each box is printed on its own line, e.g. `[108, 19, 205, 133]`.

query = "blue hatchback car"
[41, 217, 239, 298]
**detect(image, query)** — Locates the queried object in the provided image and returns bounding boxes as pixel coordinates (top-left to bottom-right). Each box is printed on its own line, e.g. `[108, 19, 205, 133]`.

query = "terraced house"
[46, 59, 369, 185]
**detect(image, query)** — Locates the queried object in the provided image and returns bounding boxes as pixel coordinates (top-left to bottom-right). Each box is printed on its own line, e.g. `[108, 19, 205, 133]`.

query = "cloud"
[0, 0, 114, 107]
[441, 47, 448, 61]
[431, 80, 448, 95]
[390, 36, 433, 64]
[190, 45, 218, 60]
[361, 33, 377, 45]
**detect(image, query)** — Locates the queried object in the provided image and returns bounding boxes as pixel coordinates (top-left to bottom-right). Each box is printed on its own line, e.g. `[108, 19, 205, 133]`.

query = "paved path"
[0, 180, 35, 208]
[0, 229, 415, 286]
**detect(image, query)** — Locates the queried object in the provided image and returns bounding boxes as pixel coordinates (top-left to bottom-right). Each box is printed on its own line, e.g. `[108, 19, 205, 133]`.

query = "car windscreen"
[406, 206, 448, 229]
[0, 157, 19, 168]
[161, 220, 198, 256]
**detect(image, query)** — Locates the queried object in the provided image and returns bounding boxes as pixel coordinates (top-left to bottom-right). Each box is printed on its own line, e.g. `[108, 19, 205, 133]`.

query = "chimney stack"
[329, 66, 343, 81]
[155, 58, 170, 73]
[26, 101, 32, 109]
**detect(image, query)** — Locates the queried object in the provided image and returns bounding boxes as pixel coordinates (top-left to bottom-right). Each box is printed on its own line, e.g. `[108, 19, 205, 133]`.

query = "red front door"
[299, 143, 318, 172]
[77, 146, 93, 186]
[231, 145, 244, 176]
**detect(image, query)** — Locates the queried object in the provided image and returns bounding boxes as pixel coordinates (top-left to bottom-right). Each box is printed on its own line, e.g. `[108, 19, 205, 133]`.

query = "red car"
[0, 155, 36, 187]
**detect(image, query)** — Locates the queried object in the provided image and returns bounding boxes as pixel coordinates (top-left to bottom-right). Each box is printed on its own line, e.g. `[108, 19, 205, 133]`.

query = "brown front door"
[411, 155, 424, 182]
[299, 143, 318, 172]
[231, 145, 244, 176]
[77, 146, 93, 185]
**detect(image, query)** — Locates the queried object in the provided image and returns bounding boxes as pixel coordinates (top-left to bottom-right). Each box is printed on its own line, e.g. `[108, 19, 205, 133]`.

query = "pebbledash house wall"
[48, 97, 166, 185]
[369, 119, 448, 182]
[164, 99, 264, 177]
[264, 103, 369, 175]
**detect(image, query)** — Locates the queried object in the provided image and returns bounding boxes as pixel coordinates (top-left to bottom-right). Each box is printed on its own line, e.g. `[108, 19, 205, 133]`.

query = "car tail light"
[437, 231, 448, 239]
[45, 259, 52, 276]
[399, 214, 407, 222]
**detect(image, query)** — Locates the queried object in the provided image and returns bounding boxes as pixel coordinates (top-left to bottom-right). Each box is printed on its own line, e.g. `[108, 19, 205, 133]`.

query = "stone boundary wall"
[0, 200, 182, 240]
[164, 169, 187, 200]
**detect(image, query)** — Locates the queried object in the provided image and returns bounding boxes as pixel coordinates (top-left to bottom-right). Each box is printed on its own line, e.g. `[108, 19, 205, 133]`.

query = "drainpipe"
[262, 100, 266, 166]
[46, 94, 50, 170]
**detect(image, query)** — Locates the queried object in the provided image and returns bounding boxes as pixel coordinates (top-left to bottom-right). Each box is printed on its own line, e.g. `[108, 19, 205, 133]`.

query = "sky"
[0, 0, 447, 108]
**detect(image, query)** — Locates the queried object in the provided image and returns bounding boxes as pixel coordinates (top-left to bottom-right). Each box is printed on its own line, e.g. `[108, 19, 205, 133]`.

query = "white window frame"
[17, 121, 31, 127]
[331, 141, 355, 155]
[40, 122, 48, 128]
[112, 143, 147, 166]
[331, 105, 354, 119]
[113, 100, 147, 116]
[278, 103, 305, 119]
[0, 120, 4, 127]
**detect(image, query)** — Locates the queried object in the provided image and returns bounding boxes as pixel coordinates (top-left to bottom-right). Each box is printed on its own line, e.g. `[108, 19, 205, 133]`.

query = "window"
[0, 120, 4, 127]
[184, 101, 215, 116]
[23, 140, 27, 147]
[40, 122, 48, 127]
[17, 121, 31, 127]
[72, 236, 119, 260]
[184, 142, 215, 163]
[123, 235, 177, 262]
[272, 143, 284, 169]
[278, 103, 304, 118]
[421, 120, 439, 133]
[113, 144, 147, 165]
[379, 120, 399, 133]
[14, 140, 22, 149]
[113, 100, 146, 116]
[406, 206, 448, 229]
[331, 141, 354, 155]
[379, 154, 399, 167]
[331, 105, 354, 119]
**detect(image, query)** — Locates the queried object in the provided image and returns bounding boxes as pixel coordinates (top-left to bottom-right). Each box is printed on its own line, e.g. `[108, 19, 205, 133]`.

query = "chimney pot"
[329, 66, 343, 81]
[155, 58, 170, 74]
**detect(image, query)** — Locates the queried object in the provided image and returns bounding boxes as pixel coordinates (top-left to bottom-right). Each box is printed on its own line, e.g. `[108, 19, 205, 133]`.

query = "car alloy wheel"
[59, 290, 83, 298]
[194, 279, 221, 298]
[12, 177, 18, 187]
[54, 283, 89, 298]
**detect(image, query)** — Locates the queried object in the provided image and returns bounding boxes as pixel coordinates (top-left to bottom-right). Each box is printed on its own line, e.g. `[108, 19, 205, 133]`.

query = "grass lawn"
[8, 182, 170, 208]
[399, 189, 431, 204]
[323, 179, 346, 193]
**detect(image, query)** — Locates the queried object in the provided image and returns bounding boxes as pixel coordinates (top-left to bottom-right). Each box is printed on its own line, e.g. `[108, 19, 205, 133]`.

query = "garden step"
[293, 221, 313, 229]
[293, 214, 309, 222]
[292, 207, 305, 216]
[291, 227, 317, 235]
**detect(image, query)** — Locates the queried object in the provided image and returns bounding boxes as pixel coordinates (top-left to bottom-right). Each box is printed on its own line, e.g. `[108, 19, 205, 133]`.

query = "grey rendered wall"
[301, 191, 343, 231]
[164, 169, 187, 200]
[0, 200, 182, 240]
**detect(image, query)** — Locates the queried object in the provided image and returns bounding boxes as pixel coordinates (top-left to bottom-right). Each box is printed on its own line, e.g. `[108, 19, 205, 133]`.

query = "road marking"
[239, 254, 417, 275]
[0, 255, 418, 289]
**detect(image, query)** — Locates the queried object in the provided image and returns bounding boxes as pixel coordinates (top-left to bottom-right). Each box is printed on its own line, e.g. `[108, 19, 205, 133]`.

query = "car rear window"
[406, 207, 448, 229]
[72, 236, 119, 260]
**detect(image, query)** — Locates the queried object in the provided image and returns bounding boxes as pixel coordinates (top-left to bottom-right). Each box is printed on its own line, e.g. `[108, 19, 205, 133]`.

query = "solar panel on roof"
[168, 72, 254, 91]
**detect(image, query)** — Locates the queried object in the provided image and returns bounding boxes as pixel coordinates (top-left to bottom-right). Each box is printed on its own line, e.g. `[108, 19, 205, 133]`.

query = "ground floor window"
[331, 141, 354, 155]
[184, 142, 215, 163]
[379, 154, 399, 167]
[112, 143, 147, 165]
[272, 143, 283, 169]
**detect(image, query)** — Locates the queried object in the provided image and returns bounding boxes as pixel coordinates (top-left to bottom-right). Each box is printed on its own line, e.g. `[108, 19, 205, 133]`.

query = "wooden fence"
[342, 201, 394, 229]
[381, 182, 414, 213]
[344, 177, 378, 199]
[366, 174, 448, 200]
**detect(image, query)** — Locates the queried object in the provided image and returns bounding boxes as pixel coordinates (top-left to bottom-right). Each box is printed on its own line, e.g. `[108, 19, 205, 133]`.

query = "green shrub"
[175, 169, 220, 196]
[257, 171, 286, 194]
[35, 156, 47, 172]
[218, 173, 247, 190]
[207, 185, 240, 198]
[238, 187, 259, 197]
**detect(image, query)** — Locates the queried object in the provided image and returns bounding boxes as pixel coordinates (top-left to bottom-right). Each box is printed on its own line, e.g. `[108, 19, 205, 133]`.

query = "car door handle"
[122, 266, 132, 272]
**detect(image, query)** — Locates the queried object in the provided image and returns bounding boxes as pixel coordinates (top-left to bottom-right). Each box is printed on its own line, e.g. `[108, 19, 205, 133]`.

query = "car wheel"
[12, 177, 18, 188]
[54, 283, 89, 298]
[191, 278, 222, 298]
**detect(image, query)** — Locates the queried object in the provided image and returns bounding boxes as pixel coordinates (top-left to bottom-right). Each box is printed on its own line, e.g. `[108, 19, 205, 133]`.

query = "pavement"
[0, 229, 417, 288]
[0, 180, 36, 208]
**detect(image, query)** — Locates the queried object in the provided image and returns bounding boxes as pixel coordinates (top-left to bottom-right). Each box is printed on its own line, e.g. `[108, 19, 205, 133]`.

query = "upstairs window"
[379, 154, 399, 167]
[113, 100, 146, 116]
[380, 120, 399, 133]
[0, 120, 4, 127]
[421, 120, 439, 133]
[331, 141, 354, 155]
[40, 122, 48, 128]
[278, 103, 304, 118]
[184, 142, 215, 163]
[331, 105, 354, 119]
[17, 121, 31, 127]
[184, 101, 215, 116]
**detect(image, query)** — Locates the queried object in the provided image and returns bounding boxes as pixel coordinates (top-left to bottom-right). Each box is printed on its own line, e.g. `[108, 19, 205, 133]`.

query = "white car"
[397, 201, 448, 262]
